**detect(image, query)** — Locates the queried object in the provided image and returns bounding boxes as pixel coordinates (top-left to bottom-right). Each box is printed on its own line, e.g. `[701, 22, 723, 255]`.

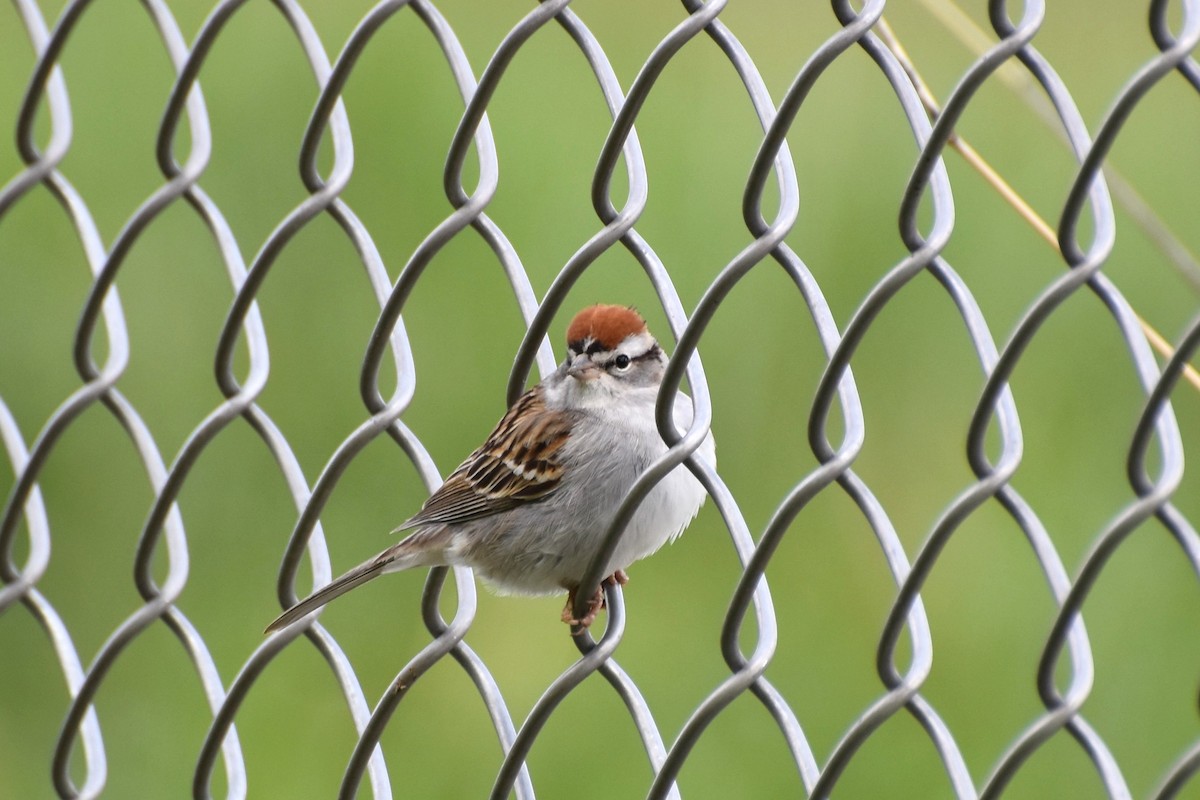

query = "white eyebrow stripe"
[617, 331, 656, 358]
[571, 332, 657, 363]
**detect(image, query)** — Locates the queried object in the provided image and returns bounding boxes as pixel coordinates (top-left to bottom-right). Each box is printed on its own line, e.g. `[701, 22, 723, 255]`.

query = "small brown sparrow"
[266, 305, 714, 634]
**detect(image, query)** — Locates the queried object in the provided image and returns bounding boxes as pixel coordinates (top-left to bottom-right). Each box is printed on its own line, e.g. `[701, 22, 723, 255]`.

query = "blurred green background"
[3, 1, 1200, 797]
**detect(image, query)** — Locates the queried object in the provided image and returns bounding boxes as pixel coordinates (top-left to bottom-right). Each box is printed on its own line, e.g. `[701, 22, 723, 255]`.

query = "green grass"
[2, 1, 1199, 797]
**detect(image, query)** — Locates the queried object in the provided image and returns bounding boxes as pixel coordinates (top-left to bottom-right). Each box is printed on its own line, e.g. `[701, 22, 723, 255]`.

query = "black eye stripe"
[568, 343, 662, 366]
[633, 344, 662, 363]
[608, 345, 661, 369]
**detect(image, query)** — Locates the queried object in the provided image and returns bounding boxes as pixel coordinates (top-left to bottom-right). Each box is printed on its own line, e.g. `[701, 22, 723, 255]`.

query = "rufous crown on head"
[566, 305, 649, 351]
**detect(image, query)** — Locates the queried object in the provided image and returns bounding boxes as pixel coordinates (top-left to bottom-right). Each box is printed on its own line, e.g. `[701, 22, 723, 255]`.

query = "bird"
[266, 304, 714, 635]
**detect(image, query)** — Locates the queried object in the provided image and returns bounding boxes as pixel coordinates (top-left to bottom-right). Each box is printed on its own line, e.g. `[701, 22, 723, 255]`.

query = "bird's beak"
[566, 353, 600, 382]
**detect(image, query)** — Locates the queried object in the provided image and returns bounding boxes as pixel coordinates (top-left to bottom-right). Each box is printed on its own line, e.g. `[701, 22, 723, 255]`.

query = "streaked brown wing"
[396, 386, 574, 530]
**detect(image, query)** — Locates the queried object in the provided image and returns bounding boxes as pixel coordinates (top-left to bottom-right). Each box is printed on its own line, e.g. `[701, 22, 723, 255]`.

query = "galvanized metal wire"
[3, 0, 1200, 798]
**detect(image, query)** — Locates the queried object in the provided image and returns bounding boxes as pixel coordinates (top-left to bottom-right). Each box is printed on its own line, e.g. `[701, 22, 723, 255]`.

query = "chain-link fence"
[3, 0, 1200, 797]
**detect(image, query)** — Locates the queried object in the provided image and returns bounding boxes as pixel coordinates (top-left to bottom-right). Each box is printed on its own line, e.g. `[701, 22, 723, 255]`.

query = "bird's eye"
[613, 354, 632, 370]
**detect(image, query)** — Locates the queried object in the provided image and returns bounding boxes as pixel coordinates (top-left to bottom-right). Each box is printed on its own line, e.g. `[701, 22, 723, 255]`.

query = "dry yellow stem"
[874, 14, 1200, 394]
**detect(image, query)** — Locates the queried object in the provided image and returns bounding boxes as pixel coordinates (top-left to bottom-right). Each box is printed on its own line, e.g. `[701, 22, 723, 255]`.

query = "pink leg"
[560, 572, 630, 633]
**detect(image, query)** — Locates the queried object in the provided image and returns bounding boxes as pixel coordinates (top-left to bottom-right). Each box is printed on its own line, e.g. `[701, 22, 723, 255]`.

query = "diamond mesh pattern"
[3, 1, 1200, 798]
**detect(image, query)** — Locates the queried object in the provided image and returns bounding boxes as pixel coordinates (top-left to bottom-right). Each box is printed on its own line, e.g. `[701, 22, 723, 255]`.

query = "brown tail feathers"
[264, 541, 433, 633]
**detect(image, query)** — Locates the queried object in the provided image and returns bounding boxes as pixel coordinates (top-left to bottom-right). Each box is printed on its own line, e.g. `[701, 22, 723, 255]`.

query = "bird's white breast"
[446, 380, 715, 596]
